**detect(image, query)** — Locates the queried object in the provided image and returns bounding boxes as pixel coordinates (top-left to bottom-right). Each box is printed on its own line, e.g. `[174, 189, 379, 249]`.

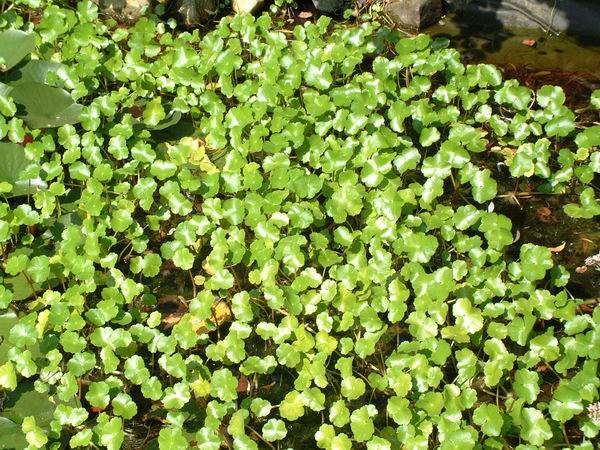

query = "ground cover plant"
[1, 0, 600, 448]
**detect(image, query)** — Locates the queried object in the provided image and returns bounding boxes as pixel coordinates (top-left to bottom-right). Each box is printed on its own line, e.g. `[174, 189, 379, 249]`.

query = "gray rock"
[384, 0, 443, 31]
[96, 0, 151, 23]
[173, 0, 219, 25]
[447, 0, 600, 37]
[232, 0, 264, 15]
[312, 0, 345, 13]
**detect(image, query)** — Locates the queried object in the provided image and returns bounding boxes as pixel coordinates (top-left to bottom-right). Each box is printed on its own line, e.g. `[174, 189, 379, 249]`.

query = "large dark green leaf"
[0, 143, 47, 197]
[0, 310, 19, 365]
[0, 273, 42, 301]
[5, 60, 63, 87]
[0, 417, 27, 450]
[9, 82, 82, 129]
[0, 245, 58, 301]
[0, 30, 35, 72]
[0, 82, 12, 96]
[0, 82, 13, 115]
[0, 382, 56, 428]
[0, 309, 42, 367]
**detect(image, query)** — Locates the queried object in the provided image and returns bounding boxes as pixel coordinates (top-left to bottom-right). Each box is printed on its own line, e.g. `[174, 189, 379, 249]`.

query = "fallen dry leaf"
[512, 229, 521, 244]
[522, 39, 536, 47]
[129, 105, 144, 118]
[579, 237, 595, 255]
[298, 11, 312, 19]
[159, 296, 232, 334]
[536, 363, 551, 373]
[237, 374, 251, 393]
[535, 206, 555, 223]
[258, 381, 276, 393]
[548, 242, 566, 253]
[536, 206, 551, 216]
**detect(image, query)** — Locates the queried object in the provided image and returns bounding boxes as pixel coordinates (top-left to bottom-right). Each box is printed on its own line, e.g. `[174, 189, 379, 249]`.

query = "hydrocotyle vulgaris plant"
[1, 2, 600, 449]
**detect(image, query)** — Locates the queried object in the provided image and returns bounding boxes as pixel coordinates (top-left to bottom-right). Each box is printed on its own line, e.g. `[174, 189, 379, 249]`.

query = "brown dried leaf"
[129, 105, 144, 118]
[537, 363, 551, 373]
[548, 242, 566, 253]
[237, 375, 250, 393]
[537, 206, 551, 217]
[522, 39, 536, 47]
[512, 229, 521, 244]
[162, 313, 184, 328]
[578, 304, 594, 314]
[580, 237, 595, 255]
[536, 206, 557, 224]
[259, 381, 276, 393]
[298, 11, 313, 19]
[159, 296, 232, 333]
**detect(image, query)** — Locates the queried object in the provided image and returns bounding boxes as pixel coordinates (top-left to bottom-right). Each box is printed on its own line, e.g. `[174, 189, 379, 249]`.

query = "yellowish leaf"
[191, 300, 232, 334]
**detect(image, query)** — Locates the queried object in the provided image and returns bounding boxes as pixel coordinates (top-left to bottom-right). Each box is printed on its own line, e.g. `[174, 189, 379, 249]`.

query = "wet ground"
[495, 192, 600, 299]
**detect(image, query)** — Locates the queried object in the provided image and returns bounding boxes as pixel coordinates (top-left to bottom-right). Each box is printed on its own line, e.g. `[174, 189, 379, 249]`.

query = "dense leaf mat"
[1, 1, 600, 449]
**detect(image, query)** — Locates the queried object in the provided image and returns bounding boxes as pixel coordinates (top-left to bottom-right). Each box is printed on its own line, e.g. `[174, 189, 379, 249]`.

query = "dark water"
[426, 12, 600, 76]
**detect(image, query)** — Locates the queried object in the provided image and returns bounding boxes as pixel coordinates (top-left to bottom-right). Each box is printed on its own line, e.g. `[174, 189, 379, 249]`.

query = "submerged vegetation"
[1, 0, 600, 448]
